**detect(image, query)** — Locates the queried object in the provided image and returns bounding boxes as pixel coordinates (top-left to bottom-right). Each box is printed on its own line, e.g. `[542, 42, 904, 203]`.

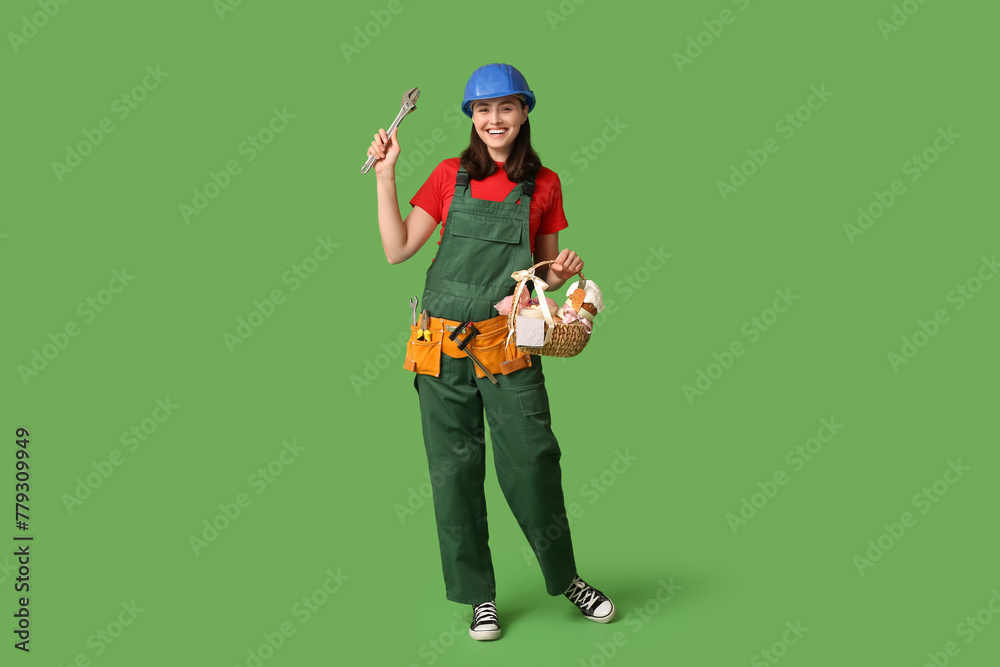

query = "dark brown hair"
[459, 100, 541, 183]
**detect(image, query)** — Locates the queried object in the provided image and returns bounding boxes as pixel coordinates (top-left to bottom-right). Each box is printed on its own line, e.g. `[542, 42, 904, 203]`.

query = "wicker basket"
[507, 259, 592, 358]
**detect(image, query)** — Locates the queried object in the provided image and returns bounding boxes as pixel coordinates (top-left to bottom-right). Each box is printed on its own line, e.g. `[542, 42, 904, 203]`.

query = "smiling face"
[471, 96, 528, 162]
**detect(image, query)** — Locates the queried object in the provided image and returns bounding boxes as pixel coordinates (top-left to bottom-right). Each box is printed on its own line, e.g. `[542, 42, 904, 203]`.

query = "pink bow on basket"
[559, 308, 592, 332]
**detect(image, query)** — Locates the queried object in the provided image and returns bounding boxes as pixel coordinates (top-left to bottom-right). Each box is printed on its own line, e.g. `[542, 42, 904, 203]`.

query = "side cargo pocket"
[516, 383, 558, 462]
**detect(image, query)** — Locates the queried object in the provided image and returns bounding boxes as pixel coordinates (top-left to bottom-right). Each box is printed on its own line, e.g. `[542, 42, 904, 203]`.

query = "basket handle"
[520, 259, 586, 291]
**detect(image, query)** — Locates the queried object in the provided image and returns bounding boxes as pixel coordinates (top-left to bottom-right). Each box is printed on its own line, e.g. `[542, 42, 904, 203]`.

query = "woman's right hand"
[368, 127, 400, 175]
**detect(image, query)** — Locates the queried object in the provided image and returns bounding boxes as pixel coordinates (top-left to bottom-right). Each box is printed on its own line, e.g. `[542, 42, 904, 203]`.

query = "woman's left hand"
[548, 249, 584, 284]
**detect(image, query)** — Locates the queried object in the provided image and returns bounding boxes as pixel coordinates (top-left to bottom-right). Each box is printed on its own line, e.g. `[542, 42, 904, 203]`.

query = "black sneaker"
[469, 601, 501, 640]
[564, 575, 615, 623]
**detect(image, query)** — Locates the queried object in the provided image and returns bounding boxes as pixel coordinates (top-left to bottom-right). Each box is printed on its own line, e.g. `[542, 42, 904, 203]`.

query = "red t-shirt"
[409, 158, 569, 253]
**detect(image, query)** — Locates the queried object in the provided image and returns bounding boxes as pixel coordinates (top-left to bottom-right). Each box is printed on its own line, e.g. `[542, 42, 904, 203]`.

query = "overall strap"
[501, 169, 537, 205]
[454, 168, 470, 197]
[501, 183, 524, 204]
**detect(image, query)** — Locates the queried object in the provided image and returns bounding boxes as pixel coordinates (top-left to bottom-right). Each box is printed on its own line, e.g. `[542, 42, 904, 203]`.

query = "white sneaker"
[469, 601, 501, 640]
[564, 575, 615, 623]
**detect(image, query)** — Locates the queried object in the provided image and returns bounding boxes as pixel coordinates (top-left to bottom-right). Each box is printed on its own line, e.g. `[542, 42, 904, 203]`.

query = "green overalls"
[414, 168, 577, 605]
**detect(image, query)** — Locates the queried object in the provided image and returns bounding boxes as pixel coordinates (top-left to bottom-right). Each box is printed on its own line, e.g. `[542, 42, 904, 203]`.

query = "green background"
[3, 0, 998, 665]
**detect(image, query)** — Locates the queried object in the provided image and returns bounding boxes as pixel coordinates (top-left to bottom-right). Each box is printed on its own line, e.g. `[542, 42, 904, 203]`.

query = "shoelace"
[472, 602, 498, 627]
[564, 577, 601, 613]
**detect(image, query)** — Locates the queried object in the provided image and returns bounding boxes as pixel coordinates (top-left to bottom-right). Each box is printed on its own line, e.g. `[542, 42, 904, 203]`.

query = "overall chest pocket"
[440, 214, 523, 283]
[447, 214, 522, 244]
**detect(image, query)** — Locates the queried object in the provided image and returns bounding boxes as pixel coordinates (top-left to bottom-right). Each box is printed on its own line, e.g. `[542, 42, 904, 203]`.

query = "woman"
[368, 63, 614, 641]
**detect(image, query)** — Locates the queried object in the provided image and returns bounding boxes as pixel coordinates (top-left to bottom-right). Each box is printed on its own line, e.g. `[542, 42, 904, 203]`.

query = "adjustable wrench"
[361, 87, 420, 174]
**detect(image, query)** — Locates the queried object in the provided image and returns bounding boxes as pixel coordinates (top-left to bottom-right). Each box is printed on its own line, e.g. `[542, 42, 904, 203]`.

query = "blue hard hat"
[461, 63, 535, 118]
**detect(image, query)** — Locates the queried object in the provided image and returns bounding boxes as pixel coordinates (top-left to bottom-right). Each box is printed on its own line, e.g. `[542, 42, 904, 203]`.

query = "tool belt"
[403, 314, 532, 379]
